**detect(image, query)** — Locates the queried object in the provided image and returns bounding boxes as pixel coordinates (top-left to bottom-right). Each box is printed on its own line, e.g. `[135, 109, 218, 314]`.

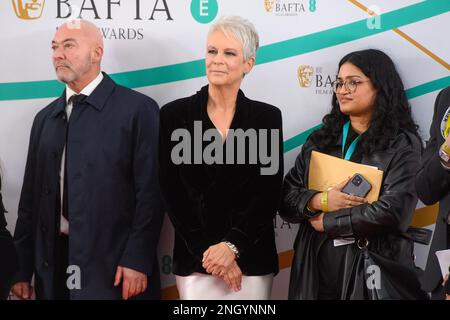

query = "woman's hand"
[202, 242, 236, 275]
[328, 178, 367, 211]
[309, 213, 325, 232]
[308, 177, 367, 213]
[219, 261, 242, 292]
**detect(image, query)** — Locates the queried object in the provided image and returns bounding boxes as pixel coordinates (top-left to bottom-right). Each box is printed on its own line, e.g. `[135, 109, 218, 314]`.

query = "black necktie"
[62, 94, 87, 220]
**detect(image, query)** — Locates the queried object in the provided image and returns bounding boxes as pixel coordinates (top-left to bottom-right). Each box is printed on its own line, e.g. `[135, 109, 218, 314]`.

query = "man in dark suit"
[415, 86, 450, 300]
[11, 20, 162, 300]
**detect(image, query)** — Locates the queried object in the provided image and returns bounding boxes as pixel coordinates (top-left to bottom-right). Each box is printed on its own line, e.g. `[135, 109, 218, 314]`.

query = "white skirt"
[176, 273, 274, 300]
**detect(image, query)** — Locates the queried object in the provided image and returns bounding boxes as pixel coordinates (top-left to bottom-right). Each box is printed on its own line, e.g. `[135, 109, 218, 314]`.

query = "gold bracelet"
[321, 191, 328, 213]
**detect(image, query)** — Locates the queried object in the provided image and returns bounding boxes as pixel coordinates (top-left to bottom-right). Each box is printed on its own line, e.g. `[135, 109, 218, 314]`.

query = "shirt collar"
[65, 72, 104, 104]
[51, 72, 116, 118]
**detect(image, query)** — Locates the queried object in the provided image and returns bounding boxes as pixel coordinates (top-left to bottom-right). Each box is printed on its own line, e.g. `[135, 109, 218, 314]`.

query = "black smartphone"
[341, 173, 372, 198]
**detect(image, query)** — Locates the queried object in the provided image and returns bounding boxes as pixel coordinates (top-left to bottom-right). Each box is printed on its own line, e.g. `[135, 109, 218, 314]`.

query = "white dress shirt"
[60, 72, 104, 235]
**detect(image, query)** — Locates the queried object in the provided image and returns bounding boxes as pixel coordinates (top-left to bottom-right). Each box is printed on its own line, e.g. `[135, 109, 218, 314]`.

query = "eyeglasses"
[331, 78, 370, 94]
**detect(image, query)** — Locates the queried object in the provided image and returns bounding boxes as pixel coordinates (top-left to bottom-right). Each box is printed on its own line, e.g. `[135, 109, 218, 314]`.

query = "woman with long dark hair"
[280, 49, 427, 299]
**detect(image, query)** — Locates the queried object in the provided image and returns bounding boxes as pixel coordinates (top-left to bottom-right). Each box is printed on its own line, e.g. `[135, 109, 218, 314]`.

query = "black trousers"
[54, 233, 69, 300]
[317, 239, 347, 300]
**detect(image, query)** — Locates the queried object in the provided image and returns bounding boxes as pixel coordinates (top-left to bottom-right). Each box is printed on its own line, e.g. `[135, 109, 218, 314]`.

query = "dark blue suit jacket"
[13, 73, 162, 299]
[416, 86, 450, 296]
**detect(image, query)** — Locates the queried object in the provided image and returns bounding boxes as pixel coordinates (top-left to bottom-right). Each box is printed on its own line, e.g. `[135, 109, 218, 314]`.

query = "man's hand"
[202, 242, 236, 275]
[11, 282, 34, 300]
[114, 266, 147, 300]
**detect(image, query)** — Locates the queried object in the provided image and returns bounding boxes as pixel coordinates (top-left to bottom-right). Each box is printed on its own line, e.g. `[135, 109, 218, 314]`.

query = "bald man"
[12, 20, 162, 300]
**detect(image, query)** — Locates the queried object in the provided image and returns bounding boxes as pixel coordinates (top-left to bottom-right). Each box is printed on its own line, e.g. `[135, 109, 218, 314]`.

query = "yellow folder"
[308, 150, 384, 203]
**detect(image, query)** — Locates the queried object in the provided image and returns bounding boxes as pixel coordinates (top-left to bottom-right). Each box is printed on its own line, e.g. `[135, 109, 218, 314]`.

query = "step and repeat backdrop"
[0, 0, 449, 299]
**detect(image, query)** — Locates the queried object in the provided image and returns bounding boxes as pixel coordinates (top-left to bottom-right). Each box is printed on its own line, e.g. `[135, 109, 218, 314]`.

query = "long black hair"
[310, 49, 420, 154]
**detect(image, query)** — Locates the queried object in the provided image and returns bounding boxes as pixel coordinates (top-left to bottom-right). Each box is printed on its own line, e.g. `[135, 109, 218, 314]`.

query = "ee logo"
[191, 0, 218, 24]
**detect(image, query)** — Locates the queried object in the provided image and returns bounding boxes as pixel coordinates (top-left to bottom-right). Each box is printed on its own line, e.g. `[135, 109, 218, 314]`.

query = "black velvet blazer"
[159, 85, 283, 276]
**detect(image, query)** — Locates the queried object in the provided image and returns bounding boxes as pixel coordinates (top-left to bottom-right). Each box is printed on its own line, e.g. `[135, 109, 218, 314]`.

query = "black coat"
[13, 73, 163, 299]
[280, 128, 426, 299]
[0, 181, 18, 300]
[415, 86, 450, 293]
[159, 85, 283, 276]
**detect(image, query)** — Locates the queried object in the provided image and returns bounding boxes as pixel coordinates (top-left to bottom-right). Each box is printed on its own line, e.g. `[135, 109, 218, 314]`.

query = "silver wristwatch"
[224, 241, 240, 259]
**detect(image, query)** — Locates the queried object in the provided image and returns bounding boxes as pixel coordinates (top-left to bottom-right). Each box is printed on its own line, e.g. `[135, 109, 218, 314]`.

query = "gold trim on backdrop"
[348, 0, 450, 70]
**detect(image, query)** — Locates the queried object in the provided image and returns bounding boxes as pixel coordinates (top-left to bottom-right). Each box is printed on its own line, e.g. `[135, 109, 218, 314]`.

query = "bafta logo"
[12, 0, 45, 20]
[297, 65, 314, 88]
[264, 0, 274, 12]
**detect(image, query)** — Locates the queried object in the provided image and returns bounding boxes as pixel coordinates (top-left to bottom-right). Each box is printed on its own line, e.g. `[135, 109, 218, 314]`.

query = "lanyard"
[342, 121, 361, 160]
